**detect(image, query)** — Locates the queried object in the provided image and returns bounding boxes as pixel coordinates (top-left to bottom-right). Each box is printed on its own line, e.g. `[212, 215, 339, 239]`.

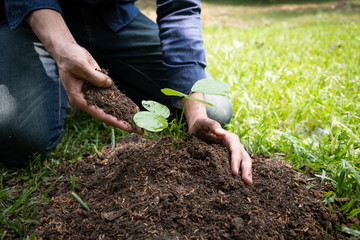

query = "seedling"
[133, 78, 230, 148]
[70, 175, 90, 211]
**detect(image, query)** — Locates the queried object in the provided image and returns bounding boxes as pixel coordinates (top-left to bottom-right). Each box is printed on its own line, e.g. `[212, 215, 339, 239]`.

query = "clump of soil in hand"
[82, 68, 139, 128]
[33, 134, 345, 239]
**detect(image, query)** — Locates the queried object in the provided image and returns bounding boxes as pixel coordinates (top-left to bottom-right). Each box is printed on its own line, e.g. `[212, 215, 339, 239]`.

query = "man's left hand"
[188, 117, 253, 185]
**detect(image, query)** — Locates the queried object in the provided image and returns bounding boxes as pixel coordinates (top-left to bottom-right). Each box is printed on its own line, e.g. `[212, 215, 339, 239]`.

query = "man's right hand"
[26, 9, 142, 134]
[53, 41, 142, 133]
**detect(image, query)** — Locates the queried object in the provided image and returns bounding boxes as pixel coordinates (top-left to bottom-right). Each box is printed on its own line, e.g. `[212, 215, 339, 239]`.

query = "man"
[0, 0, 252, 184]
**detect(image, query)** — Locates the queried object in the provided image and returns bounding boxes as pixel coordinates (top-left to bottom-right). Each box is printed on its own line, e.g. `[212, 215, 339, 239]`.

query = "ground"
[34, 134, 344, 239]
[31, 1, 355, 239]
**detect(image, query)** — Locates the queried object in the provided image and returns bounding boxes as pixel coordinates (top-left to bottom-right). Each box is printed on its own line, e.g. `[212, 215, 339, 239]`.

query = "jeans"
[0, 8, 232, 167]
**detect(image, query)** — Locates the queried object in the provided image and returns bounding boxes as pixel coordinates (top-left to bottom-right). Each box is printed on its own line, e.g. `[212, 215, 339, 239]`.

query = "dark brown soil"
[82, 69, 139, 128]
[34, 134, 345, 240]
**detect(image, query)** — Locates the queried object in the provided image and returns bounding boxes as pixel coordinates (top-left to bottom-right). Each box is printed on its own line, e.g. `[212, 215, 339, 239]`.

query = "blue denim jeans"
[0, 9, 232, 167]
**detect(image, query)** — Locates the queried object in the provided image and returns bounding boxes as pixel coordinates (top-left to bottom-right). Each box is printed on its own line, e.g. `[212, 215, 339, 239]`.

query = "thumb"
[201, 118, 226, 136]
[84, 67, 113, 87]
[213, 127, 227, 137]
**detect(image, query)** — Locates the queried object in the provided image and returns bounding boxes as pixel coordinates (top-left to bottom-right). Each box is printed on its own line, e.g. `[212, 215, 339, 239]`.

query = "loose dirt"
[34, 134, 345, 239]
[82, 69, 139, 128]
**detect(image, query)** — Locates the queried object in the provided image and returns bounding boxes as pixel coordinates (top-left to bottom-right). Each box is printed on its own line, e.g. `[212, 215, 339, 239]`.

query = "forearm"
[182, 93, 207, 129]
[25, 9, 76, 62]
[4, 0, 62, 30]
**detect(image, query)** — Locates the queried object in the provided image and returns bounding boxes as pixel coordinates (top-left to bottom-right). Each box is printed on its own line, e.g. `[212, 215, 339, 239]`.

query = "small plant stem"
[93, 145, 100, 158]
[168, 125, 174, 149]
[70, 175, 90, 211]
[177, 96, 188, 149]
[111, 127, 115, 149]
[70, 175, 76, 192]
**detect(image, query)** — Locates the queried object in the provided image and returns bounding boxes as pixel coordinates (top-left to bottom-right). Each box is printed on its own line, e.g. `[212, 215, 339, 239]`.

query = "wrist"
[26, 9, 76, 62]
[183, 93, 207, 129]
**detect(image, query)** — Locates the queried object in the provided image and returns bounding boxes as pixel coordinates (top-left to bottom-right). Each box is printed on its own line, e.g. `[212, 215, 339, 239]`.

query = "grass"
[1, 1, 360, 238]
[203, 2, 360, 236]
[204, 5, 360, 169]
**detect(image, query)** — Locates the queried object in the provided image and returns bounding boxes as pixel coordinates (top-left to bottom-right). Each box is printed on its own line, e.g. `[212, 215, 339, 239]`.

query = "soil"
[34, 134, 345, 240]
[82, 69, 139, 128]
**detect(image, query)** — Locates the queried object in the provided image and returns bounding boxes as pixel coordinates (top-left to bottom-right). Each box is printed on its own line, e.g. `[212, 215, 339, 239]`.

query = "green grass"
[204, 5, 360, 236]
[1, 2, 360, 238]
[205, 8, 360, 165]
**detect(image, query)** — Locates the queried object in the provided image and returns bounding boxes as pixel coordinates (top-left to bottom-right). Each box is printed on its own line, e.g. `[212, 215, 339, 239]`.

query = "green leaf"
[339, 199, 355, 214]
[71, 192, 90, 211]
[141, 100, 170, 118]
[4, 188, 34, 215]
[187, 96, 215, 107]
[43, 175, 63, 197]
[70, 175, 76, 192]
[26, 233, 37, 240]
[93, 145, 100, 158]
[70, 156, 81, 163]
[24, 219, 41, 225]
[191, 79, 230, 96]
[336, 225, 360, 237]
[348, 208, 360, 218]
[161, 88, 188, 97]
[323, 191, 336, 205]
[323, 190, 334, 198]
[351, 224, 360, 231]
[111, 127, 115, 149]
[344, 160, 360, 185]
[133, 111, 168, 132]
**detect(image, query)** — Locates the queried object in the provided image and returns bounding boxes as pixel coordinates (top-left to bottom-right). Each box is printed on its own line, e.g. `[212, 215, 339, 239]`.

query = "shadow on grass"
[257, 4, 360, 21]
[198, 0, 359, 28]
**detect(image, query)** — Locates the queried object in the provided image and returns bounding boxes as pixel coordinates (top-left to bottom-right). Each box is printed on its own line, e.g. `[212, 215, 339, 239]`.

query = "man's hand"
[188, 117, 252, 184]
[52, 42, 141, 133]
[26, 9, 141, 134]
[183, 92, 252, 184]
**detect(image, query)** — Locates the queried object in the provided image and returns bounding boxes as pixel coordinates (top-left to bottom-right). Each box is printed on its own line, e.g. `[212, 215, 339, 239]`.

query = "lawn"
[1, 0, 360, 238]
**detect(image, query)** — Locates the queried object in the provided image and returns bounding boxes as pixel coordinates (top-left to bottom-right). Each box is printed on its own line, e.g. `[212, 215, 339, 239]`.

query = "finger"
[83, 65, 113, 88]
[227, 133, 241, 176]
[197, 118, 226, 137]
[88, 105, 138, 132]
[213, 127, 227, 137]
[70, 95, 139, 133]
[226, 132, 252, 184]
[230, 144, 241, 176]
[240, 148, 253, 185]
[133, 126, 144, 135]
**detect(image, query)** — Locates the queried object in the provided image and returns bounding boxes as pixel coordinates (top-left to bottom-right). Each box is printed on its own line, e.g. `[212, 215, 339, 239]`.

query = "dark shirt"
[0, 0, 207, 96]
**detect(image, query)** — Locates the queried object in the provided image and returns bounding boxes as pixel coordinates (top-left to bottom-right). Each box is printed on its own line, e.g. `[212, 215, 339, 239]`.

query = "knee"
[204, 94, 233, 127]
[0, 115, 64, 168]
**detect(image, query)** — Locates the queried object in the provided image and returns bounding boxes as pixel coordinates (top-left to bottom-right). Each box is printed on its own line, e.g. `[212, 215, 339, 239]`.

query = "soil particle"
[34, 134, 345, 239]
[231, 217, 244, 231]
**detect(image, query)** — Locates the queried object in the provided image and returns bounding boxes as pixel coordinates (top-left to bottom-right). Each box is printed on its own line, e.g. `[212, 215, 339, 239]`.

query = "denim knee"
[0, 24, 67, 167]
[204, 94, 233, 127]
[0, 84, 65, 167]
[0, 121, 64, 168]
[202, 71, 233, 126]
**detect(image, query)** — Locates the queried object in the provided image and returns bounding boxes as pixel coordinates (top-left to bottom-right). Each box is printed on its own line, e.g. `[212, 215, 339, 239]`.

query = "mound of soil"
[34, 134, 344, 239]
[82, 69, 139, 128]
